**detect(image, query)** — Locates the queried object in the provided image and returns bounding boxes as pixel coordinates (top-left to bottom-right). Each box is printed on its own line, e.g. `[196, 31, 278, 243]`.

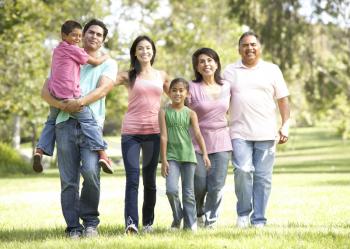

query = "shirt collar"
[235, 59, 263, 69]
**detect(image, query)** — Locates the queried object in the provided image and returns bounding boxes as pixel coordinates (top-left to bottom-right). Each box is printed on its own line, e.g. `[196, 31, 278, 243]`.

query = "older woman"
[187, 47, 231, 228]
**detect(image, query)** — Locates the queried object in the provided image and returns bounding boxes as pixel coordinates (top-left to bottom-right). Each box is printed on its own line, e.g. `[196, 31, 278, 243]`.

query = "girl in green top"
[159, 77, 211, 231]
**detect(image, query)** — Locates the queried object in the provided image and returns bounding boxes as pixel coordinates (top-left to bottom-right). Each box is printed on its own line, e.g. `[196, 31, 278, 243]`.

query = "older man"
[42, 19, 117, 238]
[223, 31, 290, 228]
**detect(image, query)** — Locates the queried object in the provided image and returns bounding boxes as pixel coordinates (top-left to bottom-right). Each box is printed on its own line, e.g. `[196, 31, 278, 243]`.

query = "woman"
[115, 35, 170, 234]
[187, 47, 232, 228]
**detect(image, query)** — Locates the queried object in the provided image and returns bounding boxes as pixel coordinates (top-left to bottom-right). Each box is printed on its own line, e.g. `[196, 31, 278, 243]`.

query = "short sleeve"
[66, 45, 89, 65]
[273, 65, 289, 99]
[101, 58, 118, 81]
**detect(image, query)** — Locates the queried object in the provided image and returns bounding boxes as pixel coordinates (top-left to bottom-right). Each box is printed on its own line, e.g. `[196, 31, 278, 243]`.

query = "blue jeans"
[166, 160, 197, 230]
[195, 151, 230, 226]
[37, 106, 106, 156]
[55, 118, 101, 233]
[231, 139, 276, 225]
[121, 134, 160, 228]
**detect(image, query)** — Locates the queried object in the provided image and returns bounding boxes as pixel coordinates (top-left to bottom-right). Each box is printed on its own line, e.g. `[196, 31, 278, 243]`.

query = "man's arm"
[41, 79, 67, 110]
[277, 96, 290, 144]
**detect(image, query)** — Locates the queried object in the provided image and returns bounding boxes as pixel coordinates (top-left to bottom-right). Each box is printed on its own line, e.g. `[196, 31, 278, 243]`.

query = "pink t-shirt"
[223, 60, 290, 141]
[48, 41, 89, 99]
[121, 71, 164, 134]
[188, 81, 232, 154]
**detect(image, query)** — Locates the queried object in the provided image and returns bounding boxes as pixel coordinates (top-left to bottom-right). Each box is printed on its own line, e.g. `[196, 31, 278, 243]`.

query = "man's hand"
[278, 123, 289, 144]
[63, 99, 83, 113]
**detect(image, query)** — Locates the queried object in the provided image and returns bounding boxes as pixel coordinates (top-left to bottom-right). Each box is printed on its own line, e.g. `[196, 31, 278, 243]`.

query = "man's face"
[239, 35, 261, 67]
[82, 25, 104, 51]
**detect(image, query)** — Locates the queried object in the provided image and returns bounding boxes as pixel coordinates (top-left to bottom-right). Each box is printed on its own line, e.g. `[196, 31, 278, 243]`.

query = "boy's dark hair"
[61, 20, 82, 35]
[83, 19, 108, 41]
[170, 77, 189, 91]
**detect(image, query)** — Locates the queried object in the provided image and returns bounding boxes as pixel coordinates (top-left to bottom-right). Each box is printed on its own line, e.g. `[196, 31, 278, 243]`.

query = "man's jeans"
[231, 139, 276, 225]
[121, 134, 160, 228]
[166, 160, 197, 230]
[194, 151, 230, 226]
[38, 105, 106, 156]
[56, 118, 100, 232]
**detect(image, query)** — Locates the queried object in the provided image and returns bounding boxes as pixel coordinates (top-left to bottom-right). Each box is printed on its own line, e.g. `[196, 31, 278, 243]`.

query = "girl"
[115, 35, 170, 234]
[159, 78, 211, 231]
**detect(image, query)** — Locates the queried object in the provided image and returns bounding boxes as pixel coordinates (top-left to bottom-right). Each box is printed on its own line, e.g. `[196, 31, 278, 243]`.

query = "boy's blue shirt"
[56, 58, 117, 128]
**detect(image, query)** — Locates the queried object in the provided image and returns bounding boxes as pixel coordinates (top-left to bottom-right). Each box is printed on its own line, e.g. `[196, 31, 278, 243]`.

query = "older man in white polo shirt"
[223, 31, 290, 228]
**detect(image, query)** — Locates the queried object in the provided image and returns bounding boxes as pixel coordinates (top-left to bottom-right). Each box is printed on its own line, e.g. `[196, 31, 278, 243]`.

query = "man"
[223, 31, 290, 228]
[42, 19, 117, 238]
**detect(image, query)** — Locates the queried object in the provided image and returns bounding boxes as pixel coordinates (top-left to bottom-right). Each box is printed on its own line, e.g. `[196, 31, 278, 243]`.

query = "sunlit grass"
[0, 127, 350, 248]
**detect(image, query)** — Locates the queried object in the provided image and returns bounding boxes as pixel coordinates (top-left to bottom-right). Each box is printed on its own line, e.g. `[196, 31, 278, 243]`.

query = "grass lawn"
[0, 127, 349, 248]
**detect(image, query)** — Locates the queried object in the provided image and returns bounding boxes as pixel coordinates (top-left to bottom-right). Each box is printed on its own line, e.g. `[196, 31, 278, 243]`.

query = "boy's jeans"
[37, 106, 106, 156]
[194, 151, 230, 226]
[166, 160, 197, 230]
[56, 118, 100, 232]
[231, 139, 276, 225]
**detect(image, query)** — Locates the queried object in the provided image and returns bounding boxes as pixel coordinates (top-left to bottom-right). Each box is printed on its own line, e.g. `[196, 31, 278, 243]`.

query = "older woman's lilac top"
[188, 81, 232, 154]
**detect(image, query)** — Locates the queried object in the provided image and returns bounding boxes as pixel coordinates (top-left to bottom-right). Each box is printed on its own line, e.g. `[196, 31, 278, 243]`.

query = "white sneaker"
[84, 226, 98, 238]
[236, 216, 250, 228]
[125, 224, 138, 235]
[197, 215, 205, 228]
[252, 223, 265, 229]
[142, 224, 153, 234]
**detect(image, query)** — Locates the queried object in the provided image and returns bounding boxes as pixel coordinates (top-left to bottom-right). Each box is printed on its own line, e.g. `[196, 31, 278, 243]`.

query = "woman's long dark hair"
[128, 35, 156, 88]
[192, 47, 222, 85]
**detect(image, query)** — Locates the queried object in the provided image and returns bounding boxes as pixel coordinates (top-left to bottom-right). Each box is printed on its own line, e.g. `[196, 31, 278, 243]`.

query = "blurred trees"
[0, 0, 349, 150]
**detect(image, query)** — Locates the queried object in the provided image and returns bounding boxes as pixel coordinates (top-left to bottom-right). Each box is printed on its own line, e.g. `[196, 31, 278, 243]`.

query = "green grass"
[0, 127, 350, 248]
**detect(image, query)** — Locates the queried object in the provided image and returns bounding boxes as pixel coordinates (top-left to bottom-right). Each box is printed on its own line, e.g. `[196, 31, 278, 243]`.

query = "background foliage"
[0, 0, 349, 150]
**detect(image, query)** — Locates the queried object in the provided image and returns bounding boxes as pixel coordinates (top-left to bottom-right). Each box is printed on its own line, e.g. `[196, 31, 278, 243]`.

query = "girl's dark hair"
[170, 77, 189, 91]
[192, 47, 222, 85]
[61, 20, 82, 35]
[128, 35, 156, 88]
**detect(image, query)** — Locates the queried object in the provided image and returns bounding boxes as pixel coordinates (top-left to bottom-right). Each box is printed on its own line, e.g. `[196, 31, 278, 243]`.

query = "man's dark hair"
[61, 20, 82, 35]
[238, 31, 261, 46]
[83, 19, 108, 41]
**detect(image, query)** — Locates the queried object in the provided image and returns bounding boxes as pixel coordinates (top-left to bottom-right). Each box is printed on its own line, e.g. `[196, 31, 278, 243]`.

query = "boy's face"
[62, 28, 82, 46]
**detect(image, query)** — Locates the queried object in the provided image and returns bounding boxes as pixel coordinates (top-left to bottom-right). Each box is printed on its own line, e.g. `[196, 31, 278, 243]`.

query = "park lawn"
[0, 126, 349, 249]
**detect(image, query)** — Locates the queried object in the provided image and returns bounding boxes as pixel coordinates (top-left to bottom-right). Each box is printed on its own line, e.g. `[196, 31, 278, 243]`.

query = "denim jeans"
[37, 105, 106, 156]
[55, 118, 101, 233]
[194, 151, 230, 226]
[231, 138, 276, 225]
[121, 134, 160, 228]
[166, 160, 197, 230]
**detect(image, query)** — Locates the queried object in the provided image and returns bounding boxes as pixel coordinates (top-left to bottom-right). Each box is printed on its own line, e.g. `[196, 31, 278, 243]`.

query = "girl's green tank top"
[165, 106, 197, 164]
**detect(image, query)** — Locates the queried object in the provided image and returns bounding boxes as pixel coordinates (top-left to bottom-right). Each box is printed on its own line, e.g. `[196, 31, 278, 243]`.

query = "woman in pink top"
[115, 35, 170, 234]
[187, 48, 232, 228]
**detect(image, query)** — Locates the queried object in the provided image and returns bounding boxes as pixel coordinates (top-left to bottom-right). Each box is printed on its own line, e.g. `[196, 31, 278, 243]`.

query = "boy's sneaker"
[197, 215, 205, 228]
[98, 155, 113, 174]
[32, 149, 43, 173]
[236, 215, 250, 228]
[125, 224, 138, 235]
[142, 224, 153, 234]
[84, 226, 98, 237]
